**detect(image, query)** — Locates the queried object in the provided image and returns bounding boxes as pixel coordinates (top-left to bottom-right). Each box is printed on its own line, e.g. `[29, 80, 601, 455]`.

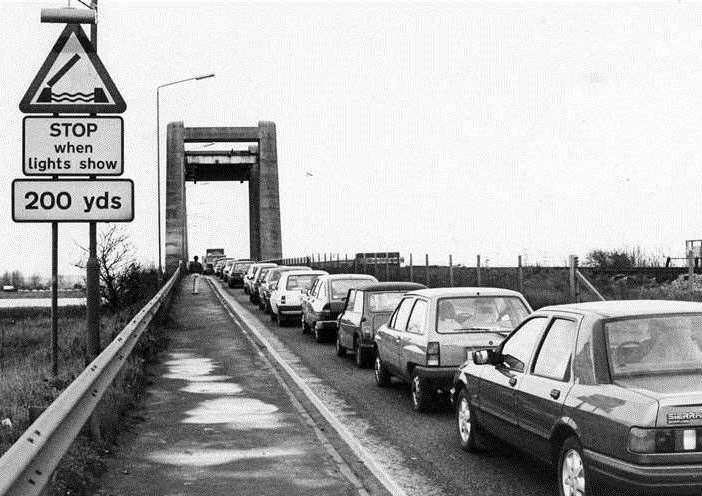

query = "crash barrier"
[0, 262, 184, 496]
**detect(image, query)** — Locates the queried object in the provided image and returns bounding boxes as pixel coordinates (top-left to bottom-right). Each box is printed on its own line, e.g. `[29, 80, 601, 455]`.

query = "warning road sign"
[19, 23, 126, 114]
[12, 179, 134, 222]
[23, 116, 123, 176]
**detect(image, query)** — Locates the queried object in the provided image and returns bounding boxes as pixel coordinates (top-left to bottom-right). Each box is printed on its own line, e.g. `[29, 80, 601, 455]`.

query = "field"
[0, 302, 166, 495]
[0, 289, 85, 299]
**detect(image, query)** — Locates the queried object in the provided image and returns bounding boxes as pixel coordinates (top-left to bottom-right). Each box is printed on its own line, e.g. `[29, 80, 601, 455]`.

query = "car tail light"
[427, 342, 440, 366]
[281, 295, 286, 304]
[629, 427, 702, 453]
[361, 319, 372, 337]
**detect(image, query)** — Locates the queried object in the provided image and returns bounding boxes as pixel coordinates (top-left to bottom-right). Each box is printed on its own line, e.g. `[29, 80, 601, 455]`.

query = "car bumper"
[413, 366, 456, 389]
[585, 449, 702, 494]
[278, 305, 302, 315]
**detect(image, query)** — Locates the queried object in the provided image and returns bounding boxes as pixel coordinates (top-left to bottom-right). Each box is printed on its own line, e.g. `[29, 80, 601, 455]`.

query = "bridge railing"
[0, 262, 184, 496]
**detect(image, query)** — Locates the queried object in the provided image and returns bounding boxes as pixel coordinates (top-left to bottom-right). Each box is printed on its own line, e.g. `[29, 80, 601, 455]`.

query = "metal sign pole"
[51, 221, 58, 376]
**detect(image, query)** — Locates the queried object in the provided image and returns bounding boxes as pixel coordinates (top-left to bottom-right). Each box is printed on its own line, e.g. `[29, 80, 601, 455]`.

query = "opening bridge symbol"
[36, 54, 108, 104]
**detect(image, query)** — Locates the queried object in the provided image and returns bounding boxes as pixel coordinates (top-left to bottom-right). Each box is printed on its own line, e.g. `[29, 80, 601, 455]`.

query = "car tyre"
[354, 339, 368, 368]
[410, 372, 432, 412]
[557, 436, 591, 496]
[456, 388, 484, 452]
[336, 333, 346, 357]
[314, 324, 325, 343]
[374, 354, 391, 387]
[301, 316, 310, 335]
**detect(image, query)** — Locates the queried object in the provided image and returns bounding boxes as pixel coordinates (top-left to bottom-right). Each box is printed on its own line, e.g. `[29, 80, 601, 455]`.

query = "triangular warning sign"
[19, 24, 126, 114]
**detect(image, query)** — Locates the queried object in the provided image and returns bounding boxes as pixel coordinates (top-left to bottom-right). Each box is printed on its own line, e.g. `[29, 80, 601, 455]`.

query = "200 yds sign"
[12, 179, 134, 222]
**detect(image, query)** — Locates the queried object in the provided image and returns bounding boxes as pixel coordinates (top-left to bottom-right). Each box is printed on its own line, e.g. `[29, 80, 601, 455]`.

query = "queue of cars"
[214, 259, 702, 495]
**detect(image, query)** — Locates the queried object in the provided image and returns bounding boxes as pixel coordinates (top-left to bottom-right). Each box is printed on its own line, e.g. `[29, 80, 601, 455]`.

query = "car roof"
[251, 262, 277, 268]
[282, 269, 327, 277]
[270, 266, 310, 272]
[321, 273, 378, 280]
[538, 300, 702, 318]
[357, 282, 427, 292]
[405, 287, 527, 299]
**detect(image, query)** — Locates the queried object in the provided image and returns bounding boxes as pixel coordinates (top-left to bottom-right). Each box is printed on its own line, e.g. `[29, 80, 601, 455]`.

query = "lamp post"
[156, 73, 215, 282]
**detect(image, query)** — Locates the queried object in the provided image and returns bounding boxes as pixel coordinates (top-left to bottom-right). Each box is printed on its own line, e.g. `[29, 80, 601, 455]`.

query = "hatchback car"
[244, 262, 276, 296]
[258, 266, 311, 312]
[227, 260, 253, 288]
[336, 282, 426, 368]
[374, 287, 531, 412]
[221, 259, 236, 282]
[214, 258, 229, 278]
[301, 274, 378, 342]
[452, 300, 702, 496]
[250, 264, 278, 305]
[270, 270, 328, 326]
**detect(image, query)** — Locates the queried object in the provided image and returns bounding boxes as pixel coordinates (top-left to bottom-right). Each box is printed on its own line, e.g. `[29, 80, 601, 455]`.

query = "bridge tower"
[165, 121, 282, 274]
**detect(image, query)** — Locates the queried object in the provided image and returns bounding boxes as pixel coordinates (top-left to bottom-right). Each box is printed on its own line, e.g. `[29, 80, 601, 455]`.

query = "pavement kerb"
[206, 277, 409, 496]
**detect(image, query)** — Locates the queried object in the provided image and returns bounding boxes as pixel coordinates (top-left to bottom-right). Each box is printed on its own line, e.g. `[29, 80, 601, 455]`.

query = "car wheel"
[410, 372, 432, 412]
[271, 312, 277, 322]
[314, 324, 325, 343]
[374, 354, 391, 387]
[336, 333, 346, 357]
[301, 316, 309, 335]
[354, 339, 367, 368]
[557, 437, 590, 496]
[456, 388, 484, 452]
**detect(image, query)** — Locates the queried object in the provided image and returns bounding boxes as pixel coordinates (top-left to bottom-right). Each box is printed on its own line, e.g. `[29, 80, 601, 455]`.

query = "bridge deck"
[95, 276, 357, 495]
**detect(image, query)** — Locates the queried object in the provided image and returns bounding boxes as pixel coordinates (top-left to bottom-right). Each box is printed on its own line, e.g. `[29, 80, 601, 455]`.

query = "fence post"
[353, 256, 357, 273]
[385, 252, 389, 281]
[517, 255, 524, 293]
[425, 254, 430, 286]
[363, 254, 367, 274]
[689, 250, 695, 279]
[569, 255, 578, 303]
[409, 253, 414, 282]
[449, 254, 454, 287]
[476, 255, 482, 287]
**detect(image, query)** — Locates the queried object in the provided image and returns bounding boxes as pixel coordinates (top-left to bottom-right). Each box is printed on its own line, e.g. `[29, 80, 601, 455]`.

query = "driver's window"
[500, 317, 549, 373]
[346, 291, 356, 312]
[406, 299, 427, 334]
[353, 291, 364, 313]
[392, 298, 415, 331]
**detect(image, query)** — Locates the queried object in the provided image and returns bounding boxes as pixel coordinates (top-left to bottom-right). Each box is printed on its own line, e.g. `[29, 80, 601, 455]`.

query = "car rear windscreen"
[234, 263, 251, 273]
[286, 274, 318, 291]
[368, 292, 405, 312]
[435, 296, 529, 333]
[605, 315, 702, 377]
[330, 279, 372, 300]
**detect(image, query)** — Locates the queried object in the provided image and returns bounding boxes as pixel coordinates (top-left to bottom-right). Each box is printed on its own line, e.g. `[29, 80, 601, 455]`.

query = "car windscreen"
[234, 263, 251, 273]
[286, 274, 318, 291]
[368, 292, 405, 312]
[257, 268, 272, 281]
[605, 315, 702, 378]
[330, 279, 370, 300]
[435, 296, 529, 333]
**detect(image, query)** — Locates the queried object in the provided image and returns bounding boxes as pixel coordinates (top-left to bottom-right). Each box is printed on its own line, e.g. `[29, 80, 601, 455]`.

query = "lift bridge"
[165, 121, 282, 274]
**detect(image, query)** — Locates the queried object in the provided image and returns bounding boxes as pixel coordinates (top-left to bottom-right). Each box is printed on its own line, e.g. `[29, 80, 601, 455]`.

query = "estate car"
[301, 274, 378, 342]
[452, 300, 702, 496]
[270, 270, 328, 325]
[336, 282, 426, 368]
[374, 287, 531, 411]
[258, 266, 311, 312]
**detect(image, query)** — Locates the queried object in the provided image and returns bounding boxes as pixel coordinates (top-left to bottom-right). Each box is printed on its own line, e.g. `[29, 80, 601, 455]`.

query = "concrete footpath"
[96, 276, 360, 496]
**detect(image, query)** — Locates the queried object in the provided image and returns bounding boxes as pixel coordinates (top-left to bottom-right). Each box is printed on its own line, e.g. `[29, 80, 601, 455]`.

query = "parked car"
[452, 300, 702, 496]
[244, 262, 276, 295]
[258, 266, 311, 312]
[301, 274, 378, 342]
[270, 270, 328, 325]
[222, 259, 238, 282]
[250, 263, 278, 305]
[374, 287, 531, 412]
[228, 260, 253, 288]
[336, 282, 427, 368]
[214, 258, 229, 277]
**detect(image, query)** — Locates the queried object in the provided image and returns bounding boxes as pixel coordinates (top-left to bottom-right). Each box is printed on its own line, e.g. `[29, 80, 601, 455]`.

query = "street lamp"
[156, 73, 215, 281]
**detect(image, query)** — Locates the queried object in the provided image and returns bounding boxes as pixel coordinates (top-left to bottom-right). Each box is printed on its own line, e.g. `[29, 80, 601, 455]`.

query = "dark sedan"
[452, 300, 702, 496]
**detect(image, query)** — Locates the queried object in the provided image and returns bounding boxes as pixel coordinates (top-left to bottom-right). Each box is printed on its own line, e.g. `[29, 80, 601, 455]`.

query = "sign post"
[14, 10, 128, 375]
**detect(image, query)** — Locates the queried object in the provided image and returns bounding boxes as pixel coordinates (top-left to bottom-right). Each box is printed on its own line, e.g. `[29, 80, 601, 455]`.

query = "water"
[0, 297, 85, 308]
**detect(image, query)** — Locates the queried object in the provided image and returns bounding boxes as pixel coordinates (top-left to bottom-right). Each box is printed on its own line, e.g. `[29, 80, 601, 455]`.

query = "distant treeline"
[0, 270, 83, 290]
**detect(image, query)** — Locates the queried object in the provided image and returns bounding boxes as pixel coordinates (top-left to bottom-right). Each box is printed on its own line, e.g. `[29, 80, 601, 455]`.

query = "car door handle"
[550, 389, 561, 400]
[508, 377, 517, 387]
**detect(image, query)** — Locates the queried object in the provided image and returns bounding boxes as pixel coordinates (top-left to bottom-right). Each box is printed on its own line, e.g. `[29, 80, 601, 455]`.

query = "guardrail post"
[363, 254, 367, 274]
[569, 255, 578, 302]
[385, 252, 389, 281]
[409, 253, 413, 282]
[476, 254, 482, 287]
[518, 255, 524, 293]
[688, 250, 695, 279]
[425, 254, 430, 286]
[449, 254, 454, 287]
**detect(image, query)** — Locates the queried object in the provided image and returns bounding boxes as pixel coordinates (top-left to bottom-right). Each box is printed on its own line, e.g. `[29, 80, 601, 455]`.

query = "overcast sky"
[2, 1, 702, 277]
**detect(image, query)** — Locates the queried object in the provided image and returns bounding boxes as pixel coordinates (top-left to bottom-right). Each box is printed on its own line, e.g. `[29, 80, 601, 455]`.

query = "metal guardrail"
[0, 264, 183, 496]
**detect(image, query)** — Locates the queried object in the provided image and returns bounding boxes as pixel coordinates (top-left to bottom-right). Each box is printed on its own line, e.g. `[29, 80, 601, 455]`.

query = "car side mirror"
[473, 349, 500, 365]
